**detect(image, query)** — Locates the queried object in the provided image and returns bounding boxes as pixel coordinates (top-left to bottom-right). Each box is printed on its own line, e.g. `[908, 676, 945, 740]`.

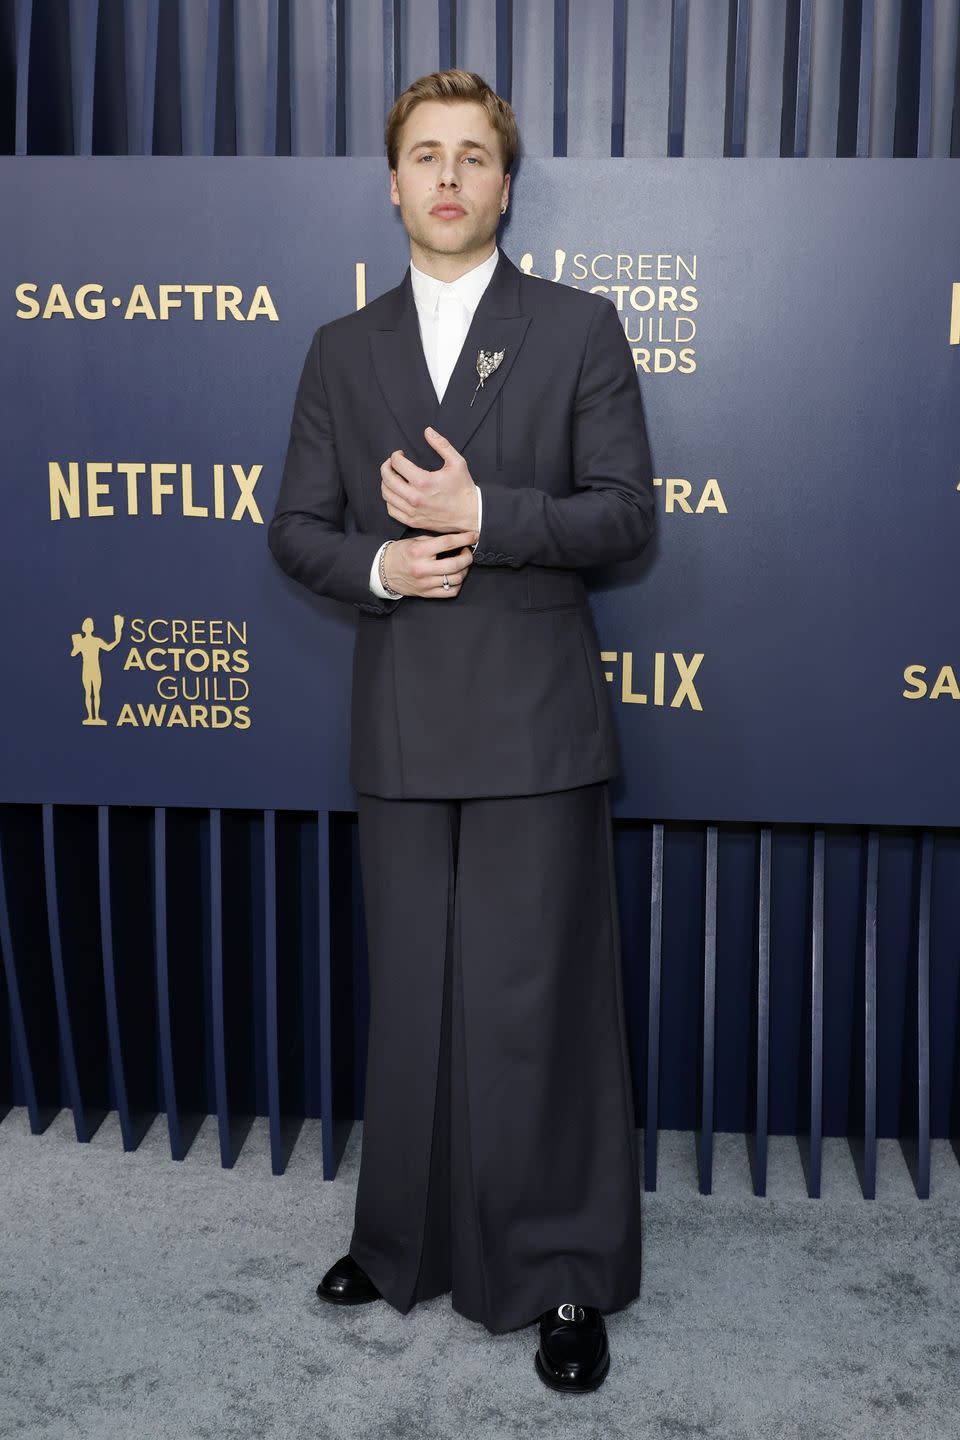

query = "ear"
[501, 172, 511, 209]
[389, 170, 400, 207]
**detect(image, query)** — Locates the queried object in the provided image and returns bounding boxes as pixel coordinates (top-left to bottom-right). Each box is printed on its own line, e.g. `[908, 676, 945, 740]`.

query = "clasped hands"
[379, 426, 479, 599]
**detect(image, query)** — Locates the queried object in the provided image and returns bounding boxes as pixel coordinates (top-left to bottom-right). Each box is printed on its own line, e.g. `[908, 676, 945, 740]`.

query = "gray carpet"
[2, 1106, 959, 1440]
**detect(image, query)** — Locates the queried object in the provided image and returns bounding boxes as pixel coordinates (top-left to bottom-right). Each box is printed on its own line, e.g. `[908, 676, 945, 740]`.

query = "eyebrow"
[407, 138, 494, 156]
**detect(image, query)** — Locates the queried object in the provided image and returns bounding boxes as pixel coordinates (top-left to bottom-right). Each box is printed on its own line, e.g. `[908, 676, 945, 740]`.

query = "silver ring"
[442, 573, 450, 590]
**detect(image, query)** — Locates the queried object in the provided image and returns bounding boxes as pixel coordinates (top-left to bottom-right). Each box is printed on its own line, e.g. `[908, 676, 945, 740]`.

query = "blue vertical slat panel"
[345, 0, 386, 154]
[905, 830, 933, 1198]
[325, 0, 344, 154]
[140, 0, 159, 153]
[806, 0, 843, 155]
[178, 0, 209, 155]
[383, 0, 401, 114]
[214, 810, 259, 1167]
[781, 0, 813, 156]
[209, 809, 233, 1165]
[0, 920, 9, 1118]
[552, 0, 568, 155]
[610, 0, 626, 156]
[744, 0, 787, 155]
[201, 0, 220, 154]
[855, 829, 879, 1199]
[14, 0, 32, 154]
[644, 823, 664, 1191]
[234, 0, 268, 155]
[438, 0, 456, 68]
[123, 0, 148, 154]
[725, 0, 750, 156]
[495, 0, 512, 99]
[683, 0, 728, 156]
[265, 809, 285, 1174]
[931, 0, 960, 154]
[566, 0, 613, 157]
[930, 833, 960, 1155]
[263, 0, 279, 154]
[667, 0, 689, 154]
[27, 0, 75, 152]
[268, 808, 305, 1176]
[915, 0, 935, 155]
[749, 826, 771, 1196]
[289, 0, 327, 154]
[697, 825, 718, 1194]
[856, 0, 876, 154]
[317, 811, 340, 1178]
[99, 805, 157, 1149]
[804, 828, 825, 1197]
[622, 0, 671, 158]
[92, 0, 130, 154]
[98, 806, 130, 1145]
[400, 0, 438, 89]
[153, 807, 181, 1155]
[42, 805, 108, 1143]
[458, 0, 500, 95]
[511, 0, 554, 155]
[869, 0, 900, 156]
[154, 809, 207, 1160]
[0, 813, 53, 1131]
[70, 0, 99, 154]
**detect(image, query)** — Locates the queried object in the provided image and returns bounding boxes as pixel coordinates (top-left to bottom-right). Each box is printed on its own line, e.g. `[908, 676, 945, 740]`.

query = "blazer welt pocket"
[523, 567, 587, 611]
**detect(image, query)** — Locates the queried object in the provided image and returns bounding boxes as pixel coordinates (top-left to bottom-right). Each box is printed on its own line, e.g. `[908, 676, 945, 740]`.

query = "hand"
[380, 427, 479, 534]
[382, 530, 479, 599]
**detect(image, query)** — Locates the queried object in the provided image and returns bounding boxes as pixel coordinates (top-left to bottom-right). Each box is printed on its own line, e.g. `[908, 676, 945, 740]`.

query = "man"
[268, 69, 654, 1394]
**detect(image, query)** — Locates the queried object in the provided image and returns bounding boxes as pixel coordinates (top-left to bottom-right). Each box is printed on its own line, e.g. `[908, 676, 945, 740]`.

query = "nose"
[437, 157, 459, 189]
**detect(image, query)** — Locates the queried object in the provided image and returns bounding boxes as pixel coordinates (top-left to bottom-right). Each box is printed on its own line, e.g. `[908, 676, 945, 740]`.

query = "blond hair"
[385, 69, 519, 174]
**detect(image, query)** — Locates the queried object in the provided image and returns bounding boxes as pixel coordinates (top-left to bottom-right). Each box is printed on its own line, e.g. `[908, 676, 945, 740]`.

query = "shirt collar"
[409, 248, 499, 316]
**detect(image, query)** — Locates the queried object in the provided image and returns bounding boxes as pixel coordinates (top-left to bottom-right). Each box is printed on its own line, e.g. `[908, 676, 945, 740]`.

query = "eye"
[463, 155, 482, 164]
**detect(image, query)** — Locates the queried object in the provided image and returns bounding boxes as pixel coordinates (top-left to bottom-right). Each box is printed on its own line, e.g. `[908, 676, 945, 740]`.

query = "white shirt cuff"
[369, 542, 399, 599]
[472, 485, 482, 547]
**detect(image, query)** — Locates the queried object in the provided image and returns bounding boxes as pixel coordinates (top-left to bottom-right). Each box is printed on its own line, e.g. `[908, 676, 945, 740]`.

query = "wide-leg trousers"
[347, 781, 643, 1335]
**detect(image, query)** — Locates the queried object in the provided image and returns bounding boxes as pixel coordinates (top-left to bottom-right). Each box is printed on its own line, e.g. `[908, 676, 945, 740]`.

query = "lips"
[431, 204, 466, 219]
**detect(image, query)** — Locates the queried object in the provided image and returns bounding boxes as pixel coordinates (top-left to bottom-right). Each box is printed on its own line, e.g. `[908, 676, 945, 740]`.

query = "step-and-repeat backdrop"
[1, 158, 957, 824]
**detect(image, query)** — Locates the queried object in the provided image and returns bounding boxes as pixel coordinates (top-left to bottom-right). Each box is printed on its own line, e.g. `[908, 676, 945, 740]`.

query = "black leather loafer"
[316, 1253, 381, 1306]
[534, 1304, 610, 1392]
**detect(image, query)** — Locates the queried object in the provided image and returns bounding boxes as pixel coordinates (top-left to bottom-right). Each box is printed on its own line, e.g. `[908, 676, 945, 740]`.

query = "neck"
[409, 239, 496, 283]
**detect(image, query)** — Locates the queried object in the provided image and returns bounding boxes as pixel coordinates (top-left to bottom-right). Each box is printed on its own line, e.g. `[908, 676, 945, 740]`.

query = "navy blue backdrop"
[3, 157, 958, 824]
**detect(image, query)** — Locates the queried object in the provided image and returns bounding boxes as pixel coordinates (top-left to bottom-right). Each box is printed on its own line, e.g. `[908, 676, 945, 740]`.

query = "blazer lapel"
[436, 251, 531, 457]
[368, 249, 532, 467]
[368, 273, 441, 466]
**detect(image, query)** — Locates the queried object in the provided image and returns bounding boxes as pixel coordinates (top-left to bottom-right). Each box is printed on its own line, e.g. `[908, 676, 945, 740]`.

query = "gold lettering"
[86, 462, 114, 516]
[181, 463, 209, 518]
[621, 652, 647, 704]
[124, 285, 157, 320]
[116, 461, 145, 514]
[150, 463, 177, 514]
[671, 653, 704, 710]
[231, 464, 263, 523]
[49, 461, 81, 520]
[246, 285, 278, 321]
[929, 665, 960, 700]
[15, 283, 40, 319]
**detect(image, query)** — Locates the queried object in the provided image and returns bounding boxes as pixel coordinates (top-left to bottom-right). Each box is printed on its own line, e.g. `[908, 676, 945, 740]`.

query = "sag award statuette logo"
[70, 614, 124, 725]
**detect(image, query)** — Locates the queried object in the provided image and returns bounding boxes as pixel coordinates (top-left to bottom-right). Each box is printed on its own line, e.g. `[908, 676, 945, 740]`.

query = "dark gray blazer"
[268, 247, 654, 799]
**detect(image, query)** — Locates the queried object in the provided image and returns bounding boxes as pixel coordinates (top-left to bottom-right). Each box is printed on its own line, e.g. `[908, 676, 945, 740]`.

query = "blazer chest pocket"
[523, 566, 587, 610]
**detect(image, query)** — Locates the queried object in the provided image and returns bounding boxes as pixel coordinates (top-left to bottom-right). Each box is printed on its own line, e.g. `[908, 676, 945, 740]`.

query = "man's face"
[389, 100, 510, 274]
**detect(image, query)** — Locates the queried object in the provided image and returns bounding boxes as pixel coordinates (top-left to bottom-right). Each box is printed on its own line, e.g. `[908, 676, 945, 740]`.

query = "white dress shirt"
[369, 248, 499, 599]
